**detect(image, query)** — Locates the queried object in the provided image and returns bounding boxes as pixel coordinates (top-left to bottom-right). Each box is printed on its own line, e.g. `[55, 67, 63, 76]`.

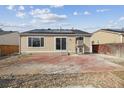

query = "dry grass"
[0, 72, 124, 88]
[113, 71, 124, 80]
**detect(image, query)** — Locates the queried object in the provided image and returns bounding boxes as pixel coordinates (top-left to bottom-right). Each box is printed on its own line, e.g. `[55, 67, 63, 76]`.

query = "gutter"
[20, 33, 91, 37]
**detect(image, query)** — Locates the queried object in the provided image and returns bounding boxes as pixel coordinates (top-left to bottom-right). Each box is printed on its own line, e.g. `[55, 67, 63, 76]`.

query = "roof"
[21, 29, 91, 36]
[99, 29, 124, 34]
[0, 29, 16, 35]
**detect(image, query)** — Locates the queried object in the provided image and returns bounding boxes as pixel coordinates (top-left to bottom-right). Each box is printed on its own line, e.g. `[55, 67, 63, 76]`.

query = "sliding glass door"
[56, 38, 61, 50]
[56, 38, 66, 50]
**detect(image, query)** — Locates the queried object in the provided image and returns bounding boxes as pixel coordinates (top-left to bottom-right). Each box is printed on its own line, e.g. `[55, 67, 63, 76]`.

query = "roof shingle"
[0, 29, 15, 35]
[21, 29, 91, 36]
[101, 29, 124, 34]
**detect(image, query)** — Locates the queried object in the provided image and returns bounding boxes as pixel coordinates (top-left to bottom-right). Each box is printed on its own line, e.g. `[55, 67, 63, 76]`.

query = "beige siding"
[91, 30, 122, 44]
[84, 36, 91, 53]
[0, 32, 19, 45]
[66, 36, 76, 53]
[122, 35, 124, 43]
[21, 35, 76, 53]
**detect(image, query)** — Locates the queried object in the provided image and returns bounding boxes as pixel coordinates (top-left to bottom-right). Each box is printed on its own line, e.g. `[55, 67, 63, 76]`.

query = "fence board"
[92, 43, 124, 57]
[0, 45, 19, 56]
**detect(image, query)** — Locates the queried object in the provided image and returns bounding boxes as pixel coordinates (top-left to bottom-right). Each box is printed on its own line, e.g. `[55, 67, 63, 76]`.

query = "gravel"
[0, 54, 124, 88]
[0, 72, 124, 88]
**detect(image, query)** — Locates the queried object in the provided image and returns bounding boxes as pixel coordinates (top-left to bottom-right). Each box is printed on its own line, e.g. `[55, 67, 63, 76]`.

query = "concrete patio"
[0, 54, 123, 75]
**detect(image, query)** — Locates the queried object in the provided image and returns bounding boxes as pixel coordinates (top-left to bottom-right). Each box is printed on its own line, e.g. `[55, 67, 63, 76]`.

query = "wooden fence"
[92, 43, 124, 57]
[0, 45, 19, 56]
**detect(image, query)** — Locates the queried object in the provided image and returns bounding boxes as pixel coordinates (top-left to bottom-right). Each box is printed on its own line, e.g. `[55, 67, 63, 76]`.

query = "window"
[76, 37, 83, 40]
[62, 38, 66, 50]
[41, 38, 44, 46]
[56, 38, 66, 50]
[56, 38, 61, 50]
[28, 37, 32, 47]
[28, 37, 44, 47]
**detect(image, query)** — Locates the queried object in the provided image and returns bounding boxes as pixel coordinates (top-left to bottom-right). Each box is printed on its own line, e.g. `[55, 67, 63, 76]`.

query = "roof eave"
[20, 33, 91, 36]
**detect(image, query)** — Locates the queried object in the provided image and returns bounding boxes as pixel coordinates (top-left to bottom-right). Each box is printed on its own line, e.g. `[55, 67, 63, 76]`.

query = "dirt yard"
[0, 53, 124, 88]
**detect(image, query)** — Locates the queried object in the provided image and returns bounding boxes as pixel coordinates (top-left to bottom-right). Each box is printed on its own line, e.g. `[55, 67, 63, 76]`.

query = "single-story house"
[91, 29, 124, 44]
[0, 29, 19, 56]
[20, 29, 91, 54]
[91, 29, 124, 56]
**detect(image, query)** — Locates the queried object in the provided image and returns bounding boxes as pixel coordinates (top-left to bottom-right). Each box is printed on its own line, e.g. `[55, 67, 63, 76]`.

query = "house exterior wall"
[91, 30, 122, 44]
[0, 32, 19, 45]
[83, 36, 91, 53]
[92, 43, 124, 57]
[122, 35, 124, 43]
[20, 35, 76, 54]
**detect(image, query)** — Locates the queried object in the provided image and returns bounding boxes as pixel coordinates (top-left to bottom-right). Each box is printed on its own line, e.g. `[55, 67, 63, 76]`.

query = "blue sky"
[0, 5, 124, 32]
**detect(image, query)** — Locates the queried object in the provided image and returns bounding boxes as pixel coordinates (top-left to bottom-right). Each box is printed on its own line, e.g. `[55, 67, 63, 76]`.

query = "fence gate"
[92, 45, 99, 53]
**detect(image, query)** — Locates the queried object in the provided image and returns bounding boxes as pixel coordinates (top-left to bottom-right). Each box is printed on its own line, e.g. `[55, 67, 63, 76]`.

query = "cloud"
[108, 20, 114, 23]
[106, 18, 124, 29]
[7, 5, 26, 18]
[96, 9, 110, 12]
[50, 5, 64, 8]
[6, 5, 16, 11]
[30, 8, 50, 15]
[107, 20, 118, 27]
[18, 5, 24, 10]
[30, 8, 67, 23]
[30, 19, 37, 24]
[31, 19, 55, 24]
[83, 11, 91, 15]
[30, 6, 34, 9]
[73, 12, 78, 16]
[16, 11, 25, 18]
[119, 16, 124, 21]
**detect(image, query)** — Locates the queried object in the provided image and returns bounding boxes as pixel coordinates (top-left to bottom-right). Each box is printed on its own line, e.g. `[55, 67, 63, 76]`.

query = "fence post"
[0, 49, 2, 57]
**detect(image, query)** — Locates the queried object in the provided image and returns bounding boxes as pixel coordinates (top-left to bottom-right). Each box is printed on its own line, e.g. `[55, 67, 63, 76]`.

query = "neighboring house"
[91, 29, 124, 44]
[0, 29, 19, 56]
[20, 29, 91, 54]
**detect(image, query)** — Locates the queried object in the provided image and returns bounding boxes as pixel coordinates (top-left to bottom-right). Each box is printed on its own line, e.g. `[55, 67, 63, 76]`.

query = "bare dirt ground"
[0, 54, 124, 88]
[93, 54, 124, 66]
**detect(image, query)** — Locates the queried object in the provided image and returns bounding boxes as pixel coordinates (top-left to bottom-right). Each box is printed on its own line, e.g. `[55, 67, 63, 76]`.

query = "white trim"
[75, 36, 84, 54]
[21, 50, 75, 53]
[90, 37, 92, 53]
[120, 35, 123, 43]
[83, 36, 85, 53]
[19, 34, 21, 54]
[27, 36, 45, 48]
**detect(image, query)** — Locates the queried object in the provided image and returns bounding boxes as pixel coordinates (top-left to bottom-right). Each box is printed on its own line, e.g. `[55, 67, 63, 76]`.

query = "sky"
[0, 5, 124, 32]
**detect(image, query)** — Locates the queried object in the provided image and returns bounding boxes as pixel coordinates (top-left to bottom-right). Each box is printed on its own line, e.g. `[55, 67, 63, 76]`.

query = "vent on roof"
[48, 28, 51, 30]
[0, 28, 4, 32]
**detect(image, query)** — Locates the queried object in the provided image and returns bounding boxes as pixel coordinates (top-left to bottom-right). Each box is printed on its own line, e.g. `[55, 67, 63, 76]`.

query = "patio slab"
[0, 54, 123, 75]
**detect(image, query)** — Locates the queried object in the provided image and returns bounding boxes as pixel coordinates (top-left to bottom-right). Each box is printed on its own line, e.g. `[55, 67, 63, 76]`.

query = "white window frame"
[54, 37, 67, 51]
[28, 36, 44, 48]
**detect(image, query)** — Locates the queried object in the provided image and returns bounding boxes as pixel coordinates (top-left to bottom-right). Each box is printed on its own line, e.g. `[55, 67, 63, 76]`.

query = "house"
[0, 29, 19, 56]
[91, 29, 124, 45]
[20, 29, 91, 54]
[91, 29, 124, 56]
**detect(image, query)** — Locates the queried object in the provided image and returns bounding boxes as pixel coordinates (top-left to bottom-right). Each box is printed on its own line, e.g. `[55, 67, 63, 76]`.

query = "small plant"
[67, 52, 70, 55]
